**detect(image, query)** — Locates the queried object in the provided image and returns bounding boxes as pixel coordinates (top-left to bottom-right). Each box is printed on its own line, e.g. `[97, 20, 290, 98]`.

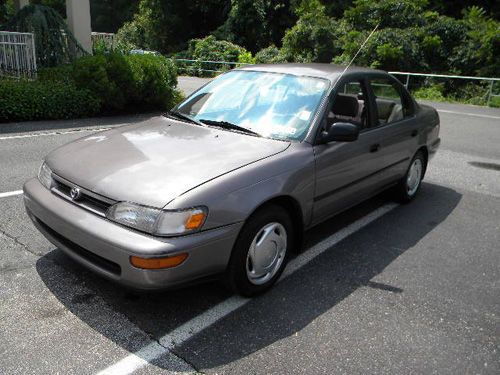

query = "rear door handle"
[411, 129, 418, 137]
[370, 143, 380, 153]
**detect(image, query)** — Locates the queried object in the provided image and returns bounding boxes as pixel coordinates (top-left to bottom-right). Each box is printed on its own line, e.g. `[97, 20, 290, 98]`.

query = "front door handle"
[370, 143, 380, 153]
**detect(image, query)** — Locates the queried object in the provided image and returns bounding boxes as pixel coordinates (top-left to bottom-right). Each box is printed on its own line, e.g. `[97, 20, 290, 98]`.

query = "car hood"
[46, 116, 290, 208]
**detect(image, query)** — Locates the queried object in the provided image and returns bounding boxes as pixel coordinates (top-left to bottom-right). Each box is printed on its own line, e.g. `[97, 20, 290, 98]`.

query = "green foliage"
[280, 0, 340, 62]
[490, 97, 500, 108]
[237, 51, 256, 65]
[178, 35, 247, 76]
[37, 64, 74, 84]
[72, 53, 179, 112]
[5, 4, 86, 67]
[0, 79, 100, 122]
[411, 81, 493, 107]
[215, 0, 268, 53]
[254, 45, 287, 64]
[344, 0, 429, 30]
[413, 84, 446, 101]
[31, 0, 65, 17]
[452, 6, 500, 77]
[90, 0, 139, 33]
[0, 54, 180, 122]
[116, 0, 230, 54]
[0, 0, 15, 26]
[215, 0, 297, 53]
[188, 35, 244, 62]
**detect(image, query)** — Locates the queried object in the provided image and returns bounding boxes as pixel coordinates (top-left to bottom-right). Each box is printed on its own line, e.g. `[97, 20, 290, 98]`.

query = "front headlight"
[106, 202, 207, 236]
[38, 162, 53, 189]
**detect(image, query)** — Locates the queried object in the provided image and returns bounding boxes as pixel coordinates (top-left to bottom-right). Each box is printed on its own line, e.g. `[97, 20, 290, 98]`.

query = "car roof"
[236, 63, 387, 81]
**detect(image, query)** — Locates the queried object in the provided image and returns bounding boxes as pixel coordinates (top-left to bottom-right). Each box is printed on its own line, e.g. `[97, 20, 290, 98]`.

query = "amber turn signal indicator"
[185, 212, 206, 230]
[130, 253, 188, 269]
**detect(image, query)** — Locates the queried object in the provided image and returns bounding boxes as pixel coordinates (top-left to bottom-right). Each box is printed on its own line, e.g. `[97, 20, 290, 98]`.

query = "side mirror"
[319, 122, 359, 144]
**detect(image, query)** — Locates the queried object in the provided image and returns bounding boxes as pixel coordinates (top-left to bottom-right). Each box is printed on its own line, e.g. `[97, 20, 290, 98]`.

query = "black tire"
[394, 150, 426, 203]
[225, 205, 293, 297]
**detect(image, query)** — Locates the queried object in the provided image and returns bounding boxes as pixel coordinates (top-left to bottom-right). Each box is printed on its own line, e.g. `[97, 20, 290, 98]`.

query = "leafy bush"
[0, 53, 180, 122]
[237, 51, 256, 65]
[187, 35, 245, 63]
[412, 84, 447, 102]
[71, 53, 178, 113]
[178, 35, 247, 76]
[0, 79, 100, 122]
[254, 45, 287, 64]
[126, 54, 179, 110]
[37, 64, 74, 83]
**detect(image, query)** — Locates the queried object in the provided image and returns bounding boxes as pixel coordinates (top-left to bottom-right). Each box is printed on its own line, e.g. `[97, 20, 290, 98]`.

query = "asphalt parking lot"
[0, 76, 499, 374]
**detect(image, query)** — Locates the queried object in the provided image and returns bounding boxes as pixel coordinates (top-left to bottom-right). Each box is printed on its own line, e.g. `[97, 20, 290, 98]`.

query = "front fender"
[166, 143, 315, 230]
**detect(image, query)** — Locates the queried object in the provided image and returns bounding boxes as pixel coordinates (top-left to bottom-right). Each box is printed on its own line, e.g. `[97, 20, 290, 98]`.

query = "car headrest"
[331, 94, 359, 117]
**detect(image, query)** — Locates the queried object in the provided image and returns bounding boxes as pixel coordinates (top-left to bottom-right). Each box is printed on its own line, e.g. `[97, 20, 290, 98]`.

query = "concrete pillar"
[14, 0, 30, 11]
[66, 0, 92, 53]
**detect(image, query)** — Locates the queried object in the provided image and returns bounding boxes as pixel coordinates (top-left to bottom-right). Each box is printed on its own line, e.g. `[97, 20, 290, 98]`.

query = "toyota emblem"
[70, 187, 81, 200]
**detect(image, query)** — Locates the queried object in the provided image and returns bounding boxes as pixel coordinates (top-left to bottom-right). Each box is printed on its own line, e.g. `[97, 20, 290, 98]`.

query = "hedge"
[0, 80, 99, 122]
[1, 53, 181, 123]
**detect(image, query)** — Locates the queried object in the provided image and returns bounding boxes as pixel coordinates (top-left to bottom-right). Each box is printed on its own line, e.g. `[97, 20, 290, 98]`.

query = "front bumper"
[23, 178, 243, 290]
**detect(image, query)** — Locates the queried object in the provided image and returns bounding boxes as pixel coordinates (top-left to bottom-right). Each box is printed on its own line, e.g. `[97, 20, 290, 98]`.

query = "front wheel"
[394, 151, 426, 203]
[225, 205, 293, 297]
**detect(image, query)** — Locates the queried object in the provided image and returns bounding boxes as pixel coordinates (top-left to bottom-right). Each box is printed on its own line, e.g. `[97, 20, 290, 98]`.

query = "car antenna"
[337, 22, 380, 82]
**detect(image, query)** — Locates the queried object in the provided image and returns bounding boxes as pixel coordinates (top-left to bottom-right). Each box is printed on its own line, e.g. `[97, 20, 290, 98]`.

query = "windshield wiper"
[199, 119, 261, 137]
[165, 110, 204, 126]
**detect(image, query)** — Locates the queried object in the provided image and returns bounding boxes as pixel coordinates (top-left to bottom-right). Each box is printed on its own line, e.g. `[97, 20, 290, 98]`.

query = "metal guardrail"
[389, 71, 500, 106]
[173, 58, 250, 73]
[171, 59, 499, 106]
[0, 31, 37, 79]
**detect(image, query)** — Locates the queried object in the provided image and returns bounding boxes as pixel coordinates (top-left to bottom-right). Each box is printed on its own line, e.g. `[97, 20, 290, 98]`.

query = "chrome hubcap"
[406, 158, 422, 196]
[246, 222, 287, 285]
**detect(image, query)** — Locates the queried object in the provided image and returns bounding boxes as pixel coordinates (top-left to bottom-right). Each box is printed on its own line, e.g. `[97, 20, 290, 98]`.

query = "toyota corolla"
[23, 64, 440, 296]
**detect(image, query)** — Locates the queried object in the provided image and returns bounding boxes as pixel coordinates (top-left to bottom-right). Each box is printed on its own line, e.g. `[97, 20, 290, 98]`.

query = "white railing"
[389, 71, 500, 106]
[170, 59, 500, 107]
[0, 31, 37, 79]
[91, 32, 115, 49]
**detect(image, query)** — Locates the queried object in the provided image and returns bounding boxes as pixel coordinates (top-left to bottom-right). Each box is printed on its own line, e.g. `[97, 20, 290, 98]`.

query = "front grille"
[35, 215, 122, 276]
[51, 175, 115, 216]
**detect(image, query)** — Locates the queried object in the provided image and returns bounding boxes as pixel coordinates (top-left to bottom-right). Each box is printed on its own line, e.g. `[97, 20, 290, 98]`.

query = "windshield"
[175, 70, 329, 141]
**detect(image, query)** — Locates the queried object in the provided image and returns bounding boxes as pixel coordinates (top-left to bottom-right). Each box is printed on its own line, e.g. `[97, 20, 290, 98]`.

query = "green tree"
[5, 4, 86, 67]
[451, 6, 500, 76]
[215, 0, 297, 53]
[31, 0, 65, 17]
[254, 45, 287, 63]
[344, 0, 428, 29]
[280, 0, 341, 62]
[116, 0, 230, 54]
[427, 0, 499, 20]
[90, 0, 139, 33]
[0, 0, 15, 26]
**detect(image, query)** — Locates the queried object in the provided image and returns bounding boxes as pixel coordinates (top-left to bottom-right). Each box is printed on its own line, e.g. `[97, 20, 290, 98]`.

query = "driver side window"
[326, 80, 368, 132]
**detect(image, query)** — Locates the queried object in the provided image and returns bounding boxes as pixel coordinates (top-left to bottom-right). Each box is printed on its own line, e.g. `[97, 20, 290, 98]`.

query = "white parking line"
[0, 190, 23, 198]
[437, 110, 500, 120]
[0, 127, 111, 140]
[96, 203, 398, 375]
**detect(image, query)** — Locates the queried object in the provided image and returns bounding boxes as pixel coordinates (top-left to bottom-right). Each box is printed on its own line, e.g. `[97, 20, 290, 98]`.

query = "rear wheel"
[226, 205, 293, 296]
[394, 151, 426, 203]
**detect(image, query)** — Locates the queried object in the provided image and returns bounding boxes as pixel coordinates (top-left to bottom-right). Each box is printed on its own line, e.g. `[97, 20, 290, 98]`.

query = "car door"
[364, 75, 420, 185]
[312, 78, 385, 225]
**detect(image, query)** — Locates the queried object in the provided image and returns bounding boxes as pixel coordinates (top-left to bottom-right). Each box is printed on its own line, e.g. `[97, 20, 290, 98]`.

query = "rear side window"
[369, 78, 412, 126]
